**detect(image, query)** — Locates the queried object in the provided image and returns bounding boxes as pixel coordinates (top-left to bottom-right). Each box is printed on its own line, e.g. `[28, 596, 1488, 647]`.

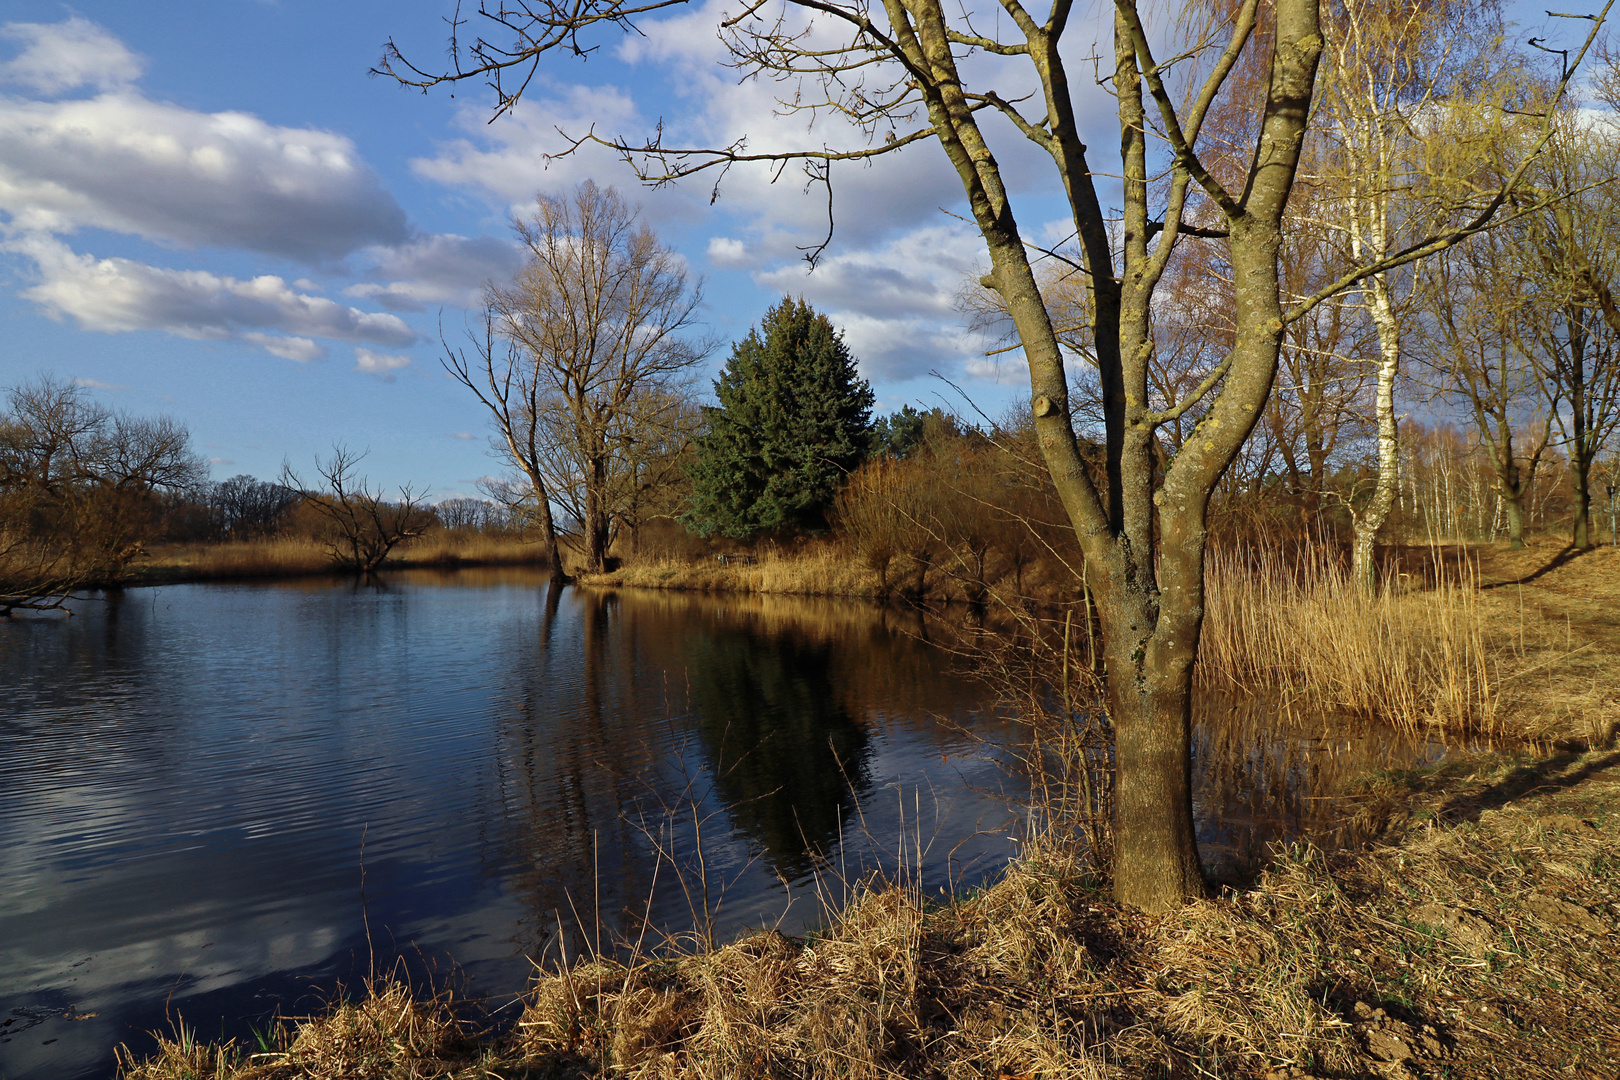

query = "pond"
[0, 570, 1465, 1080]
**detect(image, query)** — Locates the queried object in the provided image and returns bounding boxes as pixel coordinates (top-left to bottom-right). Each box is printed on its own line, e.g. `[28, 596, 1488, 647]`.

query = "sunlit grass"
[1199, 544, 1497, 732]
[133, 532, 547, 581]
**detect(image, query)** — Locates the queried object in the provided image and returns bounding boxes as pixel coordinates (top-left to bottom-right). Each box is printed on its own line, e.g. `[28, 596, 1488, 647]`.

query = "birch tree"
[385, 0, 1605, 909]
[1307, 0, 1522, 591]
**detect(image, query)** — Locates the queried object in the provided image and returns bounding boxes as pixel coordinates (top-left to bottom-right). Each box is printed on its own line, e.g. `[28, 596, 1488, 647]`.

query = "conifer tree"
[685, 298, 873, 539]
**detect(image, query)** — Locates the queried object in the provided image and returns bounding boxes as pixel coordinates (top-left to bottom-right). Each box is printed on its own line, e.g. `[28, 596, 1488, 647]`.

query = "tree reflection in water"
[684, 628, 871, 877]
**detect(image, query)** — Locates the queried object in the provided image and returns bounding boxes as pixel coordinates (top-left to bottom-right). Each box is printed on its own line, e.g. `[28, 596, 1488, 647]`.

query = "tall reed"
[1199, 543, 1496, 732]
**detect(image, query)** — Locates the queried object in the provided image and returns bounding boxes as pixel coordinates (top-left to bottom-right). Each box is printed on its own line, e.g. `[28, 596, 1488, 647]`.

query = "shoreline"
[119, 742, 1620, 1080]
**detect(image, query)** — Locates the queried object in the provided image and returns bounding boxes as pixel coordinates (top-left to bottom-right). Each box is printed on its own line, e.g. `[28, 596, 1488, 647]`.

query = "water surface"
[0, 572, 1018, 1080]
[0, 571, 1465, 1079]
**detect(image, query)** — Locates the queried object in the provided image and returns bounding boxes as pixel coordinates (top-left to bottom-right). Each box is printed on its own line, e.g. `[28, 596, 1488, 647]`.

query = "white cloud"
[448, 431, 475, 440]
[0, 75, 408, 261]
[412, 83, 653, 211]
[12, 235, 416, 349]
[0, 17, 143, 96]
[707, 236, 748, 267]
[347, 233, 523, 312]
[753, 224, 991, 380]
[71, 376, 128, 390]
[242, 332, 325, 362]
[962, 355, 1030, 385]
[355, 348, 412, 381]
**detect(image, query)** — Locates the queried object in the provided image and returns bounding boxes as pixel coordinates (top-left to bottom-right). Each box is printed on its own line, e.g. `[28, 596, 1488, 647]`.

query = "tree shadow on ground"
[1479, 543, 1592, 589]
[1321, 746, 1620, 850]
[1430, 749, 1620, 825]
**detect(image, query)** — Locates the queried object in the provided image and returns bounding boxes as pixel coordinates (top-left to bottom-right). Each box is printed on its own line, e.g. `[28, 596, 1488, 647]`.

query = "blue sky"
[0, 1, 1060, 496]
[0, 1, 1586, 496]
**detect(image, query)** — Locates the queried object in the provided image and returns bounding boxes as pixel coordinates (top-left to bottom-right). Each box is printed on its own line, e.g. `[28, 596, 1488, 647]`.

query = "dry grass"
[118, 974, 483, 1080]
[581, 544, 883, 599]
[128, 533, 548, 584]
[119, 745, 1620, 1079]
[1470, 540, 1620, 747]
[1199, 545, 1499, 733]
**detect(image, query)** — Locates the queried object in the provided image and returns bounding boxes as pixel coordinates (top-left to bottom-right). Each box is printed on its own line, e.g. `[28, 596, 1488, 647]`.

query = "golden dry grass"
[582, 544, 882, 598]
[1199, 545, 1499, 733]
[129, 533, 548, 583]
[119, 746, 1620, 1079]
[118, 975, 481, 1080]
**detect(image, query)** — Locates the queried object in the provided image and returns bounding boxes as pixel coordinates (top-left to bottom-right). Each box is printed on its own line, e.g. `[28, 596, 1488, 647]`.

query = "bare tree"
[1416, 228, 1552, 549]
[447, 182, 709, 575]
[0, 376, 204, 614]
[1517, 120, 1620, 549]
[384, 0, 1606, 909]
[281, 446, 434, 573]
[446, 322, 568, 580]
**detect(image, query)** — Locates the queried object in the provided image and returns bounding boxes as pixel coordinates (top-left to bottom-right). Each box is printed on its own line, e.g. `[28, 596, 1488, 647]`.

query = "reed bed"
[583, 546, 882, 598]
[1199, 545, 1497, 732]
[131, 533, 547, 583]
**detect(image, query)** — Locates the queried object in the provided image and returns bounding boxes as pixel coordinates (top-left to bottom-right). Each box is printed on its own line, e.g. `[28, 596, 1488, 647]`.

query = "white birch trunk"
[1351, 275, 1401, 594]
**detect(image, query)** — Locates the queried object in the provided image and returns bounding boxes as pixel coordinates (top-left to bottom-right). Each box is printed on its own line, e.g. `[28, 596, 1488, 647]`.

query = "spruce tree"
[685, 298, 874, 539]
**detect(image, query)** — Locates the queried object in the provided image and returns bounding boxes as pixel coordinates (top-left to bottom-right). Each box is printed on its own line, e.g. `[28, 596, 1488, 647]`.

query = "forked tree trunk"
[1099, 595, 1202, 904]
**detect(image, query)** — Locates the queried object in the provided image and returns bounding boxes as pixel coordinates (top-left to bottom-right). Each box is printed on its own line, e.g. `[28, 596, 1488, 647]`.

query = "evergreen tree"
[685, 298, 874, 539]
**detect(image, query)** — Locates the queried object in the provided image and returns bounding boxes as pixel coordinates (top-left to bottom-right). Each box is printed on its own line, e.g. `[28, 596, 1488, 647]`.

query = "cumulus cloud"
[754, 224, 992, 381]
[707, 236, 749, 267]
[0, 80, 408, 261]
[242, 332, 325, 362]
[347, 233, 524, 312]
[354, 348, 412, 380]
[0, 16, 143, 96]
[412, 82, 653, 211]
[12, 236, 416, 351]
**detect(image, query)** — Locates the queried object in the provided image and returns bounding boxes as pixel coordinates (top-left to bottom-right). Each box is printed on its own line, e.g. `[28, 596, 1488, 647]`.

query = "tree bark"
[1350, 275, 1400, 594]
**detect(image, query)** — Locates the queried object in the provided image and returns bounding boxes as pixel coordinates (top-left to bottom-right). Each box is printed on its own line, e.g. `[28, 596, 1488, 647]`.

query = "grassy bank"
[594, 539, 1619, 743]
[119, 533, 549, 585]
[121, 745, 1620, 1079]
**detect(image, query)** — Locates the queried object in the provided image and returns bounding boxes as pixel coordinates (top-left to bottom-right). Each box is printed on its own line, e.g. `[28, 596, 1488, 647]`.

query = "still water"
[0, 570, 1459, 1080]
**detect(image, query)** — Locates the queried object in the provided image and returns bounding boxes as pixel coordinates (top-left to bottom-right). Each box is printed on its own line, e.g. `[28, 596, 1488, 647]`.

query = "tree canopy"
[684, 298, 873, 540]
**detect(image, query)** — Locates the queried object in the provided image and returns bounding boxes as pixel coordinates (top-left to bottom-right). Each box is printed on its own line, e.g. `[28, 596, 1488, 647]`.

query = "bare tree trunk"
[584, 454, 611, 572]
[1351, 276, 1401, 593]
[1505, 493, 1527, 548]
[1572, 449, 1593, 549]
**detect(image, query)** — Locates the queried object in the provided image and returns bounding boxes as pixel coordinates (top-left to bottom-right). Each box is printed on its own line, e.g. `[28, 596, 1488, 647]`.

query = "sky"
[0, 0, 1074, 497]
[0, 1, 1587, 497]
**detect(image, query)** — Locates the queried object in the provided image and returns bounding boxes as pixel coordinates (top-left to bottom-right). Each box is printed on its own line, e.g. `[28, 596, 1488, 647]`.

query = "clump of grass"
[118, 974, 480, 1080]
[1199, 543, 1497, 732]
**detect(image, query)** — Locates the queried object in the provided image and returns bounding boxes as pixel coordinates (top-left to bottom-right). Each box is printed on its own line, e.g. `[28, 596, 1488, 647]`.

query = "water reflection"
[0, 573, 1476, 1080]
[1193, 695, 1467, 884]
[0, 573, 1013, 1080]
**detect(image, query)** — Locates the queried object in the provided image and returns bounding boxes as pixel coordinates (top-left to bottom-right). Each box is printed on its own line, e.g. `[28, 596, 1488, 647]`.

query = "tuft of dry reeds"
[1199, 543, 1497, 732]
[117, 973, 479, 1080]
